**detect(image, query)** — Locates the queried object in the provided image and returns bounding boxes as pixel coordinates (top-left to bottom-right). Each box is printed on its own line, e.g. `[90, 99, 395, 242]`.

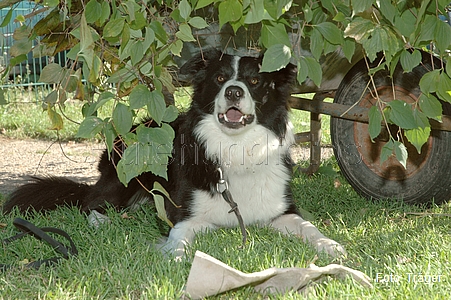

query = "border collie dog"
[3, 49, 346, 259]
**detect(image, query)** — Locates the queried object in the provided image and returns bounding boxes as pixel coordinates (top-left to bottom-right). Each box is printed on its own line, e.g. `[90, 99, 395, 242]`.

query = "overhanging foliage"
[1, 0, 451, 184]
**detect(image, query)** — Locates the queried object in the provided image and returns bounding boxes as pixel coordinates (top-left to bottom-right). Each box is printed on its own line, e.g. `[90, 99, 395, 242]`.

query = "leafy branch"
[2, 0, 451, 187]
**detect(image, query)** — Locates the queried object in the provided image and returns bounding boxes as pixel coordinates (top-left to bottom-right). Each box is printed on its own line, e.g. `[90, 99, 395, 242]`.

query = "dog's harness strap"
[1, 218, 78, 272]
[216, 167, 247, 247]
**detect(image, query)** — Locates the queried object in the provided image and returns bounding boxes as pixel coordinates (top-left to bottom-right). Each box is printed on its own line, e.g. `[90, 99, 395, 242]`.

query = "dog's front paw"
[314, 238, 347, 258]
[155, 237, 188, 262]
[88, 210, 111, 228]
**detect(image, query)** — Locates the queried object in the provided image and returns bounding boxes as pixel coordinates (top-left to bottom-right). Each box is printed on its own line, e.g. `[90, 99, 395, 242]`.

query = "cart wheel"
[331, 53, 451, 205]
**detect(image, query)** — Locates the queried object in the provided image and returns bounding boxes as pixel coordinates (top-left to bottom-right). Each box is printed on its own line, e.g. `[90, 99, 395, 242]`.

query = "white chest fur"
[191, 115, 295, 227]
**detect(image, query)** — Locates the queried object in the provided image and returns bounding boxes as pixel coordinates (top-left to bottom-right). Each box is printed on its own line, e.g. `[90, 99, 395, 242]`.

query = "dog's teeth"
[238, 116, 244, 123]
[223, 114, 229, 122]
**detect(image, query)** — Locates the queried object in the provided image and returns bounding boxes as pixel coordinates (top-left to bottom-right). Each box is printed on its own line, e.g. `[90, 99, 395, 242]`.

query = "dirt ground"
[0, 135, 333, 196]
[0, 136, 103, 195]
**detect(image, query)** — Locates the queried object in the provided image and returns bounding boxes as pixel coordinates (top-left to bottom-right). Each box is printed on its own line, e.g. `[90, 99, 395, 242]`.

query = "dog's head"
[180, 49, 296, 135]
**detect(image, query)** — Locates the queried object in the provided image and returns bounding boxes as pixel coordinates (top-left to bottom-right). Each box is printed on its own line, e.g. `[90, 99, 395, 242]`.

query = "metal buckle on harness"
[216, 167, 229, 193]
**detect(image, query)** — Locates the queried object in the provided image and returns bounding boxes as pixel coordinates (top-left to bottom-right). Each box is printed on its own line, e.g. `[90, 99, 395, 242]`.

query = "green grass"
[1, 93, 451, 299]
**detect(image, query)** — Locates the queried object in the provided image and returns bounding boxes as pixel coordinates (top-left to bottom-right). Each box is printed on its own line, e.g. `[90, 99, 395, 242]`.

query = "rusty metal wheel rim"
[353, 85, 432, 181]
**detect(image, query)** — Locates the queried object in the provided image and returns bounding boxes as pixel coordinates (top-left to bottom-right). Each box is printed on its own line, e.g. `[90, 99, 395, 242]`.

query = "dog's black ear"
[273, 62, 297, 88]
[179, 48, 222, 76]
[281, 62, 297, 81]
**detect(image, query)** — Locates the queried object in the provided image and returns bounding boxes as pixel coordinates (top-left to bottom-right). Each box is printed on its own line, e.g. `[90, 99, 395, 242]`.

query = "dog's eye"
[217, 75, 225, 82]
[249, 78, 259, 85]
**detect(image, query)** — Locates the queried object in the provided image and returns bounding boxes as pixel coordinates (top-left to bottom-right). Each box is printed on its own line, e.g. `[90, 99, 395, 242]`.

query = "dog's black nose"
[225, 86, 244, 102]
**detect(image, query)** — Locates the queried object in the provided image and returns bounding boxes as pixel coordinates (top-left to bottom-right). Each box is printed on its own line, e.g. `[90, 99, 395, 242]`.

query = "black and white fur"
[3, 49, 346, 259]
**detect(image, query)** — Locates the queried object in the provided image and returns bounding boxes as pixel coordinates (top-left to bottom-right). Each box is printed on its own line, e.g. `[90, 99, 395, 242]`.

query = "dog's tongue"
[226, 108, 243, 122]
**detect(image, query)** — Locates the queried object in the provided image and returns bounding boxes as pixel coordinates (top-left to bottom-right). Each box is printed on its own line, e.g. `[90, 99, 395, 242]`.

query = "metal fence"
[0, 2, 66, 102]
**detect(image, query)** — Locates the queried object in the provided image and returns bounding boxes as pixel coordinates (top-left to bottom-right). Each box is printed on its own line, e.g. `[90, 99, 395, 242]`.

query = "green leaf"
[244, 0, 267, 24]
[10, 38, 32, 57]
[405, 126, 430, 154]
[380, 139, 394, 165]
[296, 58, 308, 84]
[309, 28, 323, 60]
[0, 9, 13, 27]
[264, 0, 292, 19]
[47, 107, 64, 130]
[416, 15, 437, 45]
[179, 0, 192, 21]
[158, 67, 176, 94]
[362, 26, 400, 63]
[136, 125, 172, 146]
[130, 11, 147, 30]
[368, 105, 382, 141]
[113, 103, 133, 136]
[344, 17, 373, 42]
[104, 18, 125, 38]
[154, 194, 173, 227]
[394, 9, 416, 37]
[412, 108, 430, 129]
[419, 69, 440, 94]
[44, 90, 58, 104]
[342, 38, 356, 63]
[261, 21, 290, 48]
[419, 93, 442, 122]
[103, 121, 117, 154]
[218, 0, 243, 27]
[176, 23, 196, 42]
[44, 0, 59, 7]
[260, 44, 291, 72]
[393, 140, 408, 169]
[400, 49, 421, 73]
[435, 19, 451, 54]
[107, 65, 137, 83]
[436, 72, 451, 103]
[387, 100, 417, 129]
[304, 56, 322, 87]
[148, 90, 167, 125]
[351, 0, 373, 15]
[85, 0, 102, 23]
[116, 143, 146, 185]
[303, 3, 313, 23]
[188, 16, 209, 29]
[333, 12, 346, 22]
[76, 116, 104, 138]
[39, 63, 64, 84]
[162, 105, 179, 123]
[161, 123, 176, 141]
[79, 13, 95, 68]
[98, 1, 111, 26]
[153, 182, 172, 204]
[60, 69, 79, 93]
[170, 40, 184, 57]
[7, 54, 27, 69]
[86, 91, 115, 116]
[314, 22, 343, 45]
[378, 0, 396, 24]
[150, 21, 168, 44]
[196, 0, 215, 9]
[130, 84, 152, 109]
[130, 41, 144, 65]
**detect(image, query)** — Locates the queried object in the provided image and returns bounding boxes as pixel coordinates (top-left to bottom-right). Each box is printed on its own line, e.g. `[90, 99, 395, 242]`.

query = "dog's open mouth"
[218, 107, 255, 129]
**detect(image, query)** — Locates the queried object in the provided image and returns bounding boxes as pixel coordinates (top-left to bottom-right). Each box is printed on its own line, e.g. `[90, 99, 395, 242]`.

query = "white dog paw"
[155, 237, 188, 262]
[88, 210, 111, 228]
[315, 238, 347, 258]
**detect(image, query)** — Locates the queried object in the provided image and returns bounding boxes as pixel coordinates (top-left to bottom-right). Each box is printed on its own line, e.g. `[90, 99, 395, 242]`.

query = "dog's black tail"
[2, 177, 92, 214]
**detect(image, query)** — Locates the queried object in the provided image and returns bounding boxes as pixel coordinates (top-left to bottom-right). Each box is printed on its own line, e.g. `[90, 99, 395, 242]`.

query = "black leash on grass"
[1, 218, 78, 272]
